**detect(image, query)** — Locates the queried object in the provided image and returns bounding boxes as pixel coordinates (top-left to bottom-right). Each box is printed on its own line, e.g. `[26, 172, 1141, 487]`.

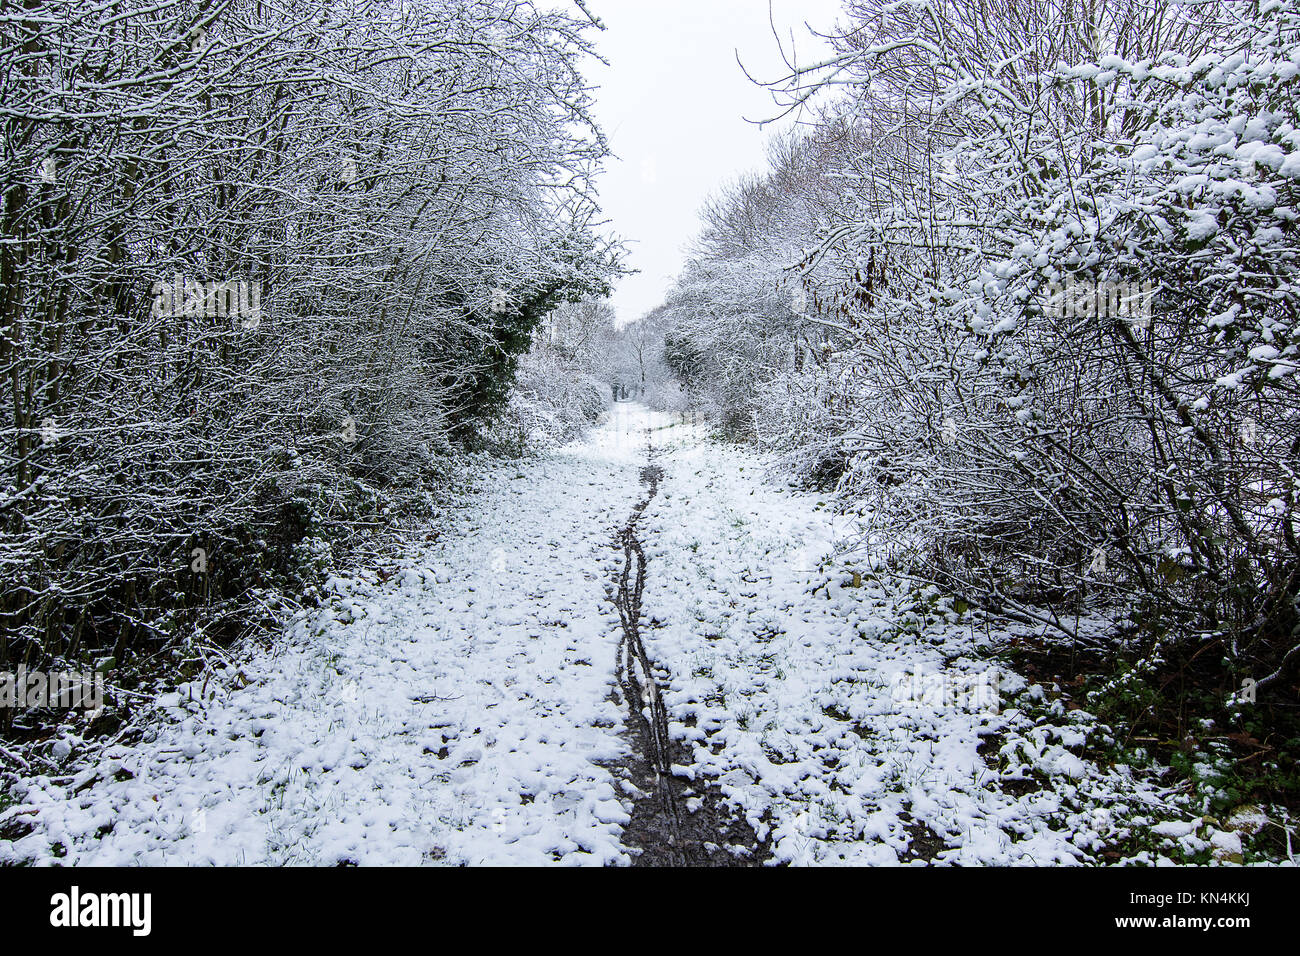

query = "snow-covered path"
[3, 404, 1180, 866]
[5, 406, 664, 865]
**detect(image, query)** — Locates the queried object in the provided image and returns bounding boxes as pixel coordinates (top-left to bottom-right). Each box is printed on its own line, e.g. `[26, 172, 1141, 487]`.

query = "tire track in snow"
[609, 434, 767, 866]
[614, 463, 673, 779]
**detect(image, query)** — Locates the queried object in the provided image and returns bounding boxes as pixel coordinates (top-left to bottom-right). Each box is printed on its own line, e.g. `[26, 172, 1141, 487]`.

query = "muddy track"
[609, 452, 768, 867]
[615, 464, 673, 779]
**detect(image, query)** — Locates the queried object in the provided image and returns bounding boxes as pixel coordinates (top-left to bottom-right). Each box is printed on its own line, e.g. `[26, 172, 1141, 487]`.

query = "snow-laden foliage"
[491, 299, 619, 451]
[0, 0, 616, 692]
[658, 0, 1300, 701]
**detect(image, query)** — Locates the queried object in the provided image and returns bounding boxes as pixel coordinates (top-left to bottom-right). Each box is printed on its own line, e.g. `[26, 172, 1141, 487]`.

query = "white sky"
[583, 0, 843, 324]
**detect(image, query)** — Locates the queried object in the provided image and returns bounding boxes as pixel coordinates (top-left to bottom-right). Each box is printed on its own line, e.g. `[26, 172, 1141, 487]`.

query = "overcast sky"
[584, 0, 843, 324]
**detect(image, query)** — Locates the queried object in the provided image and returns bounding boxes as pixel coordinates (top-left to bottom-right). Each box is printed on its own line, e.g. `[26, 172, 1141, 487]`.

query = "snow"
[2, 405, 655, 866]
[0, 406, 1241, 866]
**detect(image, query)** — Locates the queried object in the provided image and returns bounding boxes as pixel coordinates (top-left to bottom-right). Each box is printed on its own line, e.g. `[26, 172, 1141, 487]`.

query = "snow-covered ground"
[2, 405, 658, 865]
[0, 405, 1230, 865]
[637, 422, 1165, 864]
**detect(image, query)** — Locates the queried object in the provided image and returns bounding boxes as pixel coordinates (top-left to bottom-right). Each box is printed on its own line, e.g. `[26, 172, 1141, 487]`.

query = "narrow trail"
[607, 427, 766, 866]
[614, 462, 672, 783]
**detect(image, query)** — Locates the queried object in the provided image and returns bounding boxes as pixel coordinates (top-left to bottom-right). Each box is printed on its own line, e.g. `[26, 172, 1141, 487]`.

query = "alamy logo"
[340, 154, 358, 185]
[151, 275, 263, 328]
[0, 669, 104, 714]
[41, 416, 62, 445]
[50, 887, 151, 936]
[791, 286, 808, 315]
[940, 416, 957, 446]
[890, 666, 1000, 713]
[1238, 677, 1257, 704]
[1044, 278, 1155, 327]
